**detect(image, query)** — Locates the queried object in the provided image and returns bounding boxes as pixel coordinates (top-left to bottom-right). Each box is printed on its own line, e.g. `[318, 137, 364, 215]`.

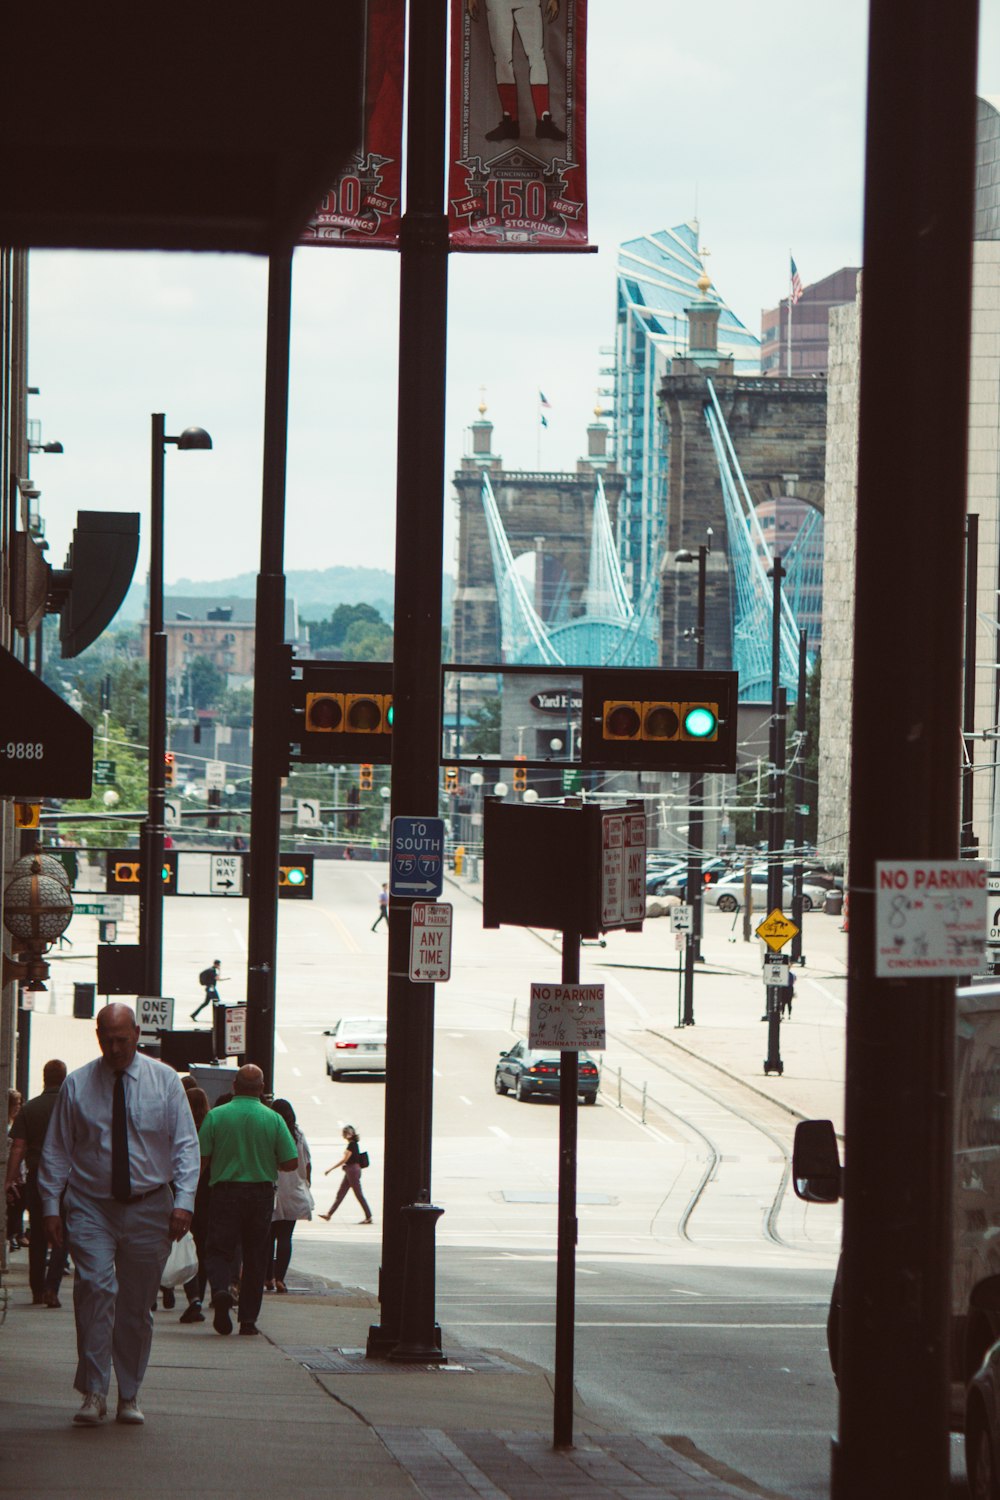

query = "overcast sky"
[24, 1, 1000, 594]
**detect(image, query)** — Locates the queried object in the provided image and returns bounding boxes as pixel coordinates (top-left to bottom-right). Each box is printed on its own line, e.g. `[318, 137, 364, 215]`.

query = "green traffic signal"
[285, 866, 306, 885]
[683, 705, 718, 739]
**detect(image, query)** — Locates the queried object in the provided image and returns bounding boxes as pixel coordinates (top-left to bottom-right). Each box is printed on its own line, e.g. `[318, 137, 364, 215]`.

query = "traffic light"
[111, 860, 141, 886]
[513, 756, 527, 792]
[581, 668, 738, 773]
[444, 766, 458, 794]
[359, 763, 374, 791]
[13, 803, 40, 829]
[294, 663, 394, 765]
[164, 751, 176, 786]
[278, 853, 314, 900]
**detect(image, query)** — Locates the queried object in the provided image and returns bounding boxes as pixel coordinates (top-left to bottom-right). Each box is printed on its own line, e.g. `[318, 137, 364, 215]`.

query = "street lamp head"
[493, 782, 509, 798]
[550, 737, 564, 752]
[522, 789, 539, 803]
[176, 426, 213, 451]
[470, 771, 484, 787]
[674, 548, 695, 564]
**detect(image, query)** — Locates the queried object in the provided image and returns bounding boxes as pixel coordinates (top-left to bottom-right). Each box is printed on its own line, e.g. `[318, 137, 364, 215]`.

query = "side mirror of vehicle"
[498, 1049, 508, 1058]
[323, 1029, 334, 1036]
[792, 1118, 842, 1203]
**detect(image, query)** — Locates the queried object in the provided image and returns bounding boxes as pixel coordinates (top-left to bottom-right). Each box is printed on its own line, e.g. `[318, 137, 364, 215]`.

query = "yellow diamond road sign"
[755, 908, 800, 951]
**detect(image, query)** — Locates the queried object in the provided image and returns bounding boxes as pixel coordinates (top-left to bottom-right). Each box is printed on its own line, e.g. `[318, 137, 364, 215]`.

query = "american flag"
[790, 257, 803, 305]
[539, 390, 551, 408]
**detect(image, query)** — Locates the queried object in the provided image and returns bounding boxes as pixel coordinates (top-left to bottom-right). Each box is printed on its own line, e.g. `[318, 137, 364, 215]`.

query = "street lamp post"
[675, 530, 711, 1025]
[140, 416, 212, 1002]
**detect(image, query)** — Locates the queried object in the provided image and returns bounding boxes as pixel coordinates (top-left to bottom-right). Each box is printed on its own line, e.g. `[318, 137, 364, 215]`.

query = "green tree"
[309, 603, 387, 651]
[186, 654, 227, 710]
[462, 697, 501, 755]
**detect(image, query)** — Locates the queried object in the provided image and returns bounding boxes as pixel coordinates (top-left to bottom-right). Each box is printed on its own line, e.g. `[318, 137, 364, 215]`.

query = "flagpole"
[787, 251, 793, 377]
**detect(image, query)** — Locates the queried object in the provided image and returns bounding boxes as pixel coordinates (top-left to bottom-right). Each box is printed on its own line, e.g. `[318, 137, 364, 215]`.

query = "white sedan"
[324, 1016, 387, 1079]
[706, 870, 829, 914]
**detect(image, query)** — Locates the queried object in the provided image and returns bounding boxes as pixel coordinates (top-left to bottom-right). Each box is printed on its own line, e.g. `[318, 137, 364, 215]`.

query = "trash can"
[824, 891, 843, 917]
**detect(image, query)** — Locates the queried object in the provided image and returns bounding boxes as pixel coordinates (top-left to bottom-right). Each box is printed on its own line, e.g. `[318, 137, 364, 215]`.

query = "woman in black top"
[319, 1125, 372, 1224]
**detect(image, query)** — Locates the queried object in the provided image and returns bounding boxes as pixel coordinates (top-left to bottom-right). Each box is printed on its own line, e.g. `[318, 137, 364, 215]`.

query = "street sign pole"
[553, 926, 580, 1449]
[246, 251, 293, 1093]
[368, 0, 449, 1363]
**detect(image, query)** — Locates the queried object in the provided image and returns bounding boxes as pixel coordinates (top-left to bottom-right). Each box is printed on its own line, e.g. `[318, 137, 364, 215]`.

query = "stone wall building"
[818, 96, 1000, 867]
[449, 409, 624, 666]
[657, 292, 827, 680]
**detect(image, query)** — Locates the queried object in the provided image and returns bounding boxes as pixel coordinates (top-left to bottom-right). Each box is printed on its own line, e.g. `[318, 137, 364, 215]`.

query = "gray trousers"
[65, 1183, 172, 1400]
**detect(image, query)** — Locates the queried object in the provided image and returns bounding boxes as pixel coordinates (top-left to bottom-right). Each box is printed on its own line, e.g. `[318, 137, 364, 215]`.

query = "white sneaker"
[73, 1392, 107, 1425]
[116, 1396, 145, 1425]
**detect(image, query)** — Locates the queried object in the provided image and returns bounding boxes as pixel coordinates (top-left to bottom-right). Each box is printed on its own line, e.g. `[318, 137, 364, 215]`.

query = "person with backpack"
[191, 960, 226, 1022]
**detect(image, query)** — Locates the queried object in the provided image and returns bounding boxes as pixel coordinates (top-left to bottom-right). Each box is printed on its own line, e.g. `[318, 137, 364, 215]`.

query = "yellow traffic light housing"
[444, 766, 458, 794]
[513, 756, 527, 792]
[359, 763, 374, 791]
[296, 664, 394, 766]
[305, 692, 345, 732]
[114, 861, 141, 885]
[582, 669, 737, 773]
[602, 701, 642, 740]
[13, 803, 40, 829]
[277, 853, 314, 899]
[164, 751, 176, 786]
[345, 693, 391, 734]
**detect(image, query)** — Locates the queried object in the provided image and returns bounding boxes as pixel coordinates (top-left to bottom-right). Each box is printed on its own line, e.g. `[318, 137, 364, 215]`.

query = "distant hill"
[117, 567, 454, 625]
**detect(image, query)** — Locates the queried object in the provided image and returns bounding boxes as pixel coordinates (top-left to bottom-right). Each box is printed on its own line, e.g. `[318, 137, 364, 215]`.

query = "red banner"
[301, 0, 405, 248]
[449, 0, 589, 250]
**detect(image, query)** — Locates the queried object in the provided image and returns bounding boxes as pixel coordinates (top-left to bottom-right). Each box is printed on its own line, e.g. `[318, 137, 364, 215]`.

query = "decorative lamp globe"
[2, 857, 75, 990]
[9, 850, 72, 891]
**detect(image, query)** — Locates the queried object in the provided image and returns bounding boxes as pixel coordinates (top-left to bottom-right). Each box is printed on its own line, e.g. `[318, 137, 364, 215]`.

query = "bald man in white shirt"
[38, 1003, 201, 1427]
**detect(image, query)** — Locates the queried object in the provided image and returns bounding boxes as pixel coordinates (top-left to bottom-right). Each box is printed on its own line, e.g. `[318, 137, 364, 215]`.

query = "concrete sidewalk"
[0, 1257, 791, 1500]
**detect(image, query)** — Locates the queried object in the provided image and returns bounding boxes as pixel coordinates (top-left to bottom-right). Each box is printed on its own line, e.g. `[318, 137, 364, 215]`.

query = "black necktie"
[112, 1070, 132, 1203]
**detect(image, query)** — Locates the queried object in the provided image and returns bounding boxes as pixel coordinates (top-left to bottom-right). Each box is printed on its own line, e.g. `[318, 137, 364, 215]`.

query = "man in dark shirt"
[4, 1059, 69, 1306]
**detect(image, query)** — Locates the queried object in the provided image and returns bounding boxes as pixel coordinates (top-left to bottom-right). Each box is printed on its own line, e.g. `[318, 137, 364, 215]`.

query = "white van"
[794, 981, 1000, 1420]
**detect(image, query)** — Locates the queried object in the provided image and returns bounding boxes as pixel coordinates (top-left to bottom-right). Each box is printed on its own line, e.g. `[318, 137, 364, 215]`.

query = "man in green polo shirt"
[199, 1064, 297, 1337]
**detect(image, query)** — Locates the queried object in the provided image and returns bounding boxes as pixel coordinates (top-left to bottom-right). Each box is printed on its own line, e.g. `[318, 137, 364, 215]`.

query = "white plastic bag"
[160, 1231, 199, 1288]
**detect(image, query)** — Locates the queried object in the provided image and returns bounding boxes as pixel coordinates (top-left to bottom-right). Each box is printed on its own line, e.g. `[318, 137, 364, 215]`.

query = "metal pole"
[682, 540, 708, 1023]
[553, 927, 580, 1448]
[764, 551, 786, 1076]
[834, 1, 978, 1492]
[790, 630, 807, 964]
[368, 0, 449, 1359]
[962, 514, 979, 858]
[140, 414, 167, 1000]
[246, 251, 293, 1091]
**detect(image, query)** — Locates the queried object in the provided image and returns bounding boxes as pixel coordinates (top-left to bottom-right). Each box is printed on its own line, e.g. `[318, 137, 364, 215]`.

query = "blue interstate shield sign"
[390, 816, 445, 899]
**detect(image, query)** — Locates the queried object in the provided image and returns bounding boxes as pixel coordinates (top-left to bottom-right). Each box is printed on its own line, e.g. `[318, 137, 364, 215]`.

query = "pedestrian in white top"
[38, 1003, 201, 1428]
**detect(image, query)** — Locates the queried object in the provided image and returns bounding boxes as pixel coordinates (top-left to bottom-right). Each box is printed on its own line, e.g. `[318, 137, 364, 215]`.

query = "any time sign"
[408, 902, 453, 983]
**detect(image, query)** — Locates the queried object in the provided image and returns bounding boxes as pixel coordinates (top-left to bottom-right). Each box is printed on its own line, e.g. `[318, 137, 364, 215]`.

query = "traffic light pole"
[140, 415, 167, 1001]
[368, 0, 449, 1358]
[682, 540, 708, 1025]
[764, 552, 786, 1076]
[246, 250, 293, 1091]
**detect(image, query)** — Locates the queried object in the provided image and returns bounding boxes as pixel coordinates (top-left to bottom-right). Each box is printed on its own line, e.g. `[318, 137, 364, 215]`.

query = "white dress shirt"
[38, 1051, 201, 1215]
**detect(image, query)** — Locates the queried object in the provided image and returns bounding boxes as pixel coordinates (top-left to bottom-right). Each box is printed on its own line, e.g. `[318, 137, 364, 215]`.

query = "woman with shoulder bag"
[319, 1125, 373, 1225]
[266, 1099, 314, 1292]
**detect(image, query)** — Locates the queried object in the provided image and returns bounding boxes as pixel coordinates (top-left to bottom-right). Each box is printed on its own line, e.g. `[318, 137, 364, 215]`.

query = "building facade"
[760, 266, 861, 378]
[612, 224, 760, 606]
[141, 594, 308, 691]
[818, 97, 1000, 868]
